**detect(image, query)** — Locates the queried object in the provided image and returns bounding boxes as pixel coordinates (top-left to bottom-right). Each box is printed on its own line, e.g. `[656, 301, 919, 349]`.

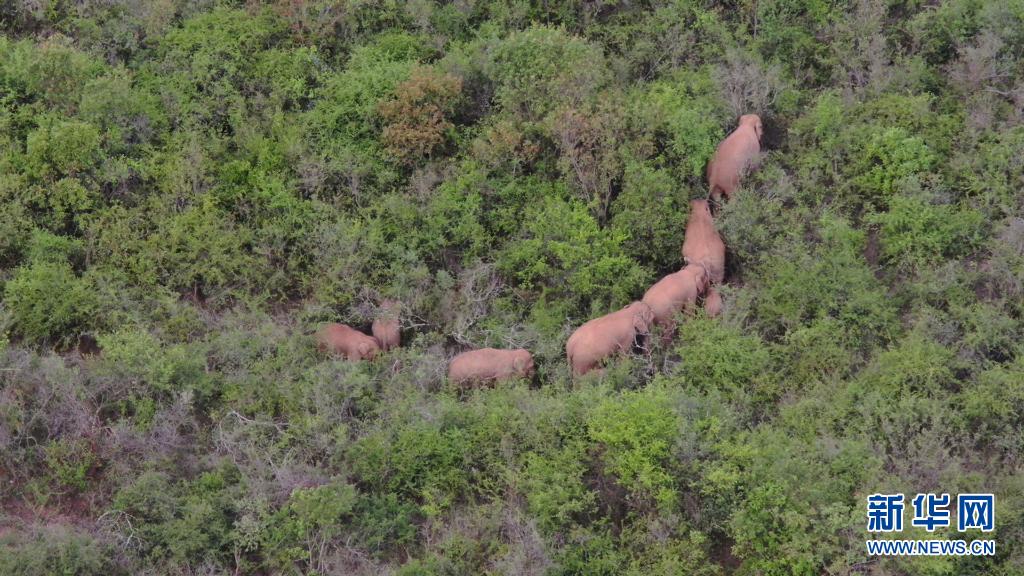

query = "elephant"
[642, 264, 708, 339]
[703, 286, 723, 318]
[448, 348, 535, 386]
[566, 301, 654, 376]
[681, 199, 726, 284]
[707, 114, 763, 202]
[315, 323, 381, 361]
[371, 299, 401, 351]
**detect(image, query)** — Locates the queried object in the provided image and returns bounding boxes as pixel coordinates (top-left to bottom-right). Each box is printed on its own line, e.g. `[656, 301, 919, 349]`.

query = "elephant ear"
[633, 312, 650, 334]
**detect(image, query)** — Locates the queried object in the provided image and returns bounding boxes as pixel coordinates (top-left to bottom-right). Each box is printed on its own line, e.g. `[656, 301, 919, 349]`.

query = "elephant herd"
[316, 114, 763, 386]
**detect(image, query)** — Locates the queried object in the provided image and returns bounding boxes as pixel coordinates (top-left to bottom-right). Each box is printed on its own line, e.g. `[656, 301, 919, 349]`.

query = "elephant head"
[628, 302, 654, 336]
[740, 113, 763, 142]
[512, 349, 536, 378]
[358, 337, 381, 360]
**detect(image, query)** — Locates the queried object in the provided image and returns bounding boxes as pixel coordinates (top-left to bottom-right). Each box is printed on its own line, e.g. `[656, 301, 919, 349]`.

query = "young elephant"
[371, 299, 401, 351]
[703, 287, 723, 318]
[707, 114, 763, 202]
[315, 323, 381, 361]
[566, 301, 654, 377]
[681, 199, 726, 284]
[642, 264, 709, 339]
[448, 348, 535, 387]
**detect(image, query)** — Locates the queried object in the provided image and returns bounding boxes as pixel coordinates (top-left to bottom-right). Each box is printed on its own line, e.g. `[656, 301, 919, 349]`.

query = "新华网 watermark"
[865, 492, 995, 556]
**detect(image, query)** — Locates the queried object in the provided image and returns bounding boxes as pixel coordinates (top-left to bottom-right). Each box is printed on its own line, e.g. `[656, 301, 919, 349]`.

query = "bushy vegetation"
[1, 1, 1023, 574]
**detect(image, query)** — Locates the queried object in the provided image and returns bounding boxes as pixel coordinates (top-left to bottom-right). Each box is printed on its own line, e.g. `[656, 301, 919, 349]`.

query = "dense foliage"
[2, 1, 1024, 574]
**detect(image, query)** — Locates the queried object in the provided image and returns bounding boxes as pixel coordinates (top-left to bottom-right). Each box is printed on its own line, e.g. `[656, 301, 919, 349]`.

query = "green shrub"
[264, 481, 360, 569]
[79, 69, 168, 152]
[43, 437, 97, 494]
[0, 197, 33, 266]
[112, 466, 242, 566]
[751, 214, 897, 350]
[20, 177, 95, 231]
[869, 193, 985, 269]
[551, 528, 628, 576]
[858, 331, 959, 396]
[643, 69, 728, 180]
[960, 356, 1024, 453]
[498, 195, 649, 314]
[0, 527, 119, 576]
[95, 328, 209, 399]
[521, 441, 595, 534]
[144, 199, 260, 300]
[420, 163, 491, 261]
[908, 0, 983, 65]
[704, 427, 879, 576]
[350, 420, 472, 516]
[353, 493, 419, 558]
[487, 25, 609, 121]
[953, 126, 1024, 217]
[845, 127, 936, 208]
[23, 228, 83, 264]
[0, 37, 106, 113]
[142, 7, 288, 125]
[4, 260, 97, 344]
[672, 317, 776, 409]
[608, 161, 689, 272]
[951, 301, 1021, 362]
[588, 386, 682, 510]
[752, 0, 837, 85]
[305, 31, 426, 191]
[25, 118, 102, 179]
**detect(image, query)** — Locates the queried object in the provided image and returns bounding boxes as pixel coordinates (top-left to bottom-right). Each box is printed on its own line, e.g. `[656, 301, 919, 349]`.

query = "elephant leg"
[658, 321, 677, 346]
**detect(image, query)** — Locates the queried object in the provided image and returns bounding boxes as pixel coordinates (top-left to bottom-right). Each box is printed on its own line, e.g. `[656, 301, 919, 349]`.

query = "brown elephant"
[448, 348, 535, 387]
[642, 264, 708, 338]
[681, 199, 726, 284]
[703, 287, 723, 318]
[315, 323, 381, 361]
[371, 299, 401, 351]
[566, 301, 654, 376]
[707, 114, 763, 202]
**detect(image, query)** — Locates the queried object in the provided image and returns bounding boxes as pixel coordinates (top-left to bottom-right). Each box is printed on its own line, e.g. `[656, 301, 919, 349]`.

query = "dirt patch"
[708, 532, 742, 573]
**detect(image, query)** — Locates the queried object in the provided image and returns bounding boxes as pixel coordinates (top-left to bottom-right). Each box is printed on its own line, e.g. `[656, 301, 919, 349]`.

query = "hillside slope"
[1, 2, 1023, 574]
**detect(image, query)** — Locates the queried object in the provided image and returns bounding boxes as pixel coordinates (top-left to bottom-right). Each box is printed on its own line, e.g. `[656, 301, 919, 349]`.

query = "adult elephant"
[566, 301, 654, 377]
[707, 114, 763, 202]
[448, 348, 535, 387]
[681, 199, 726, 284]
[315, 323, 381, 361]
[642, 263, 708, 339]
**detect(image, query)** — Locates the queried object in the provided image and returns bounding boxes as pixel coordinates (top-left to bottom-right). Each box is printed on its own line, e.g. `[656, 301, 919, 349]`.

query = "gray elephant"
[566, 301, 654, 376]
[372, 299, 401, 352]
[681, 199, 726, 285]
[448, 348, 535, 386]
[315, 323, 381, 361]
[642, 263, 709, 339]
[708, 114, 763, 202]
